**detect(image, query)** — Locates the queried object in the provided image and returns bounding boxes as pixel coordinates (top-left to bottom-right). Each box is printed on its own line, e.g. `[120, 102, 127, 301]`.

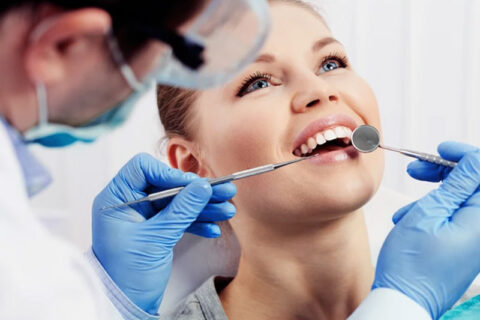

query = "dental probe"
[351, 125, 457, 168]
[102, 154, 317, 210]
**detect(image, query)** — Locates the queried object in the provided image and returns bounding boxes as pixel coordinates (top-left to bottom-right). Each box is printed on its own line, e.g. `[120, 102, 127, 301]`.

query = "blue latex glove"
[373, 141, 480, 320]
[92, 153, 236, 314]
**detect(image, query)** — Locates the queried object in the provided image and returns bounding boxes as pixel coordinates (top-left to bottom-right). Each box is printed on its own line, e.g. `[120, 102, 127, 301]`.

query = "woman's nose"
[291, 78, 339, 113]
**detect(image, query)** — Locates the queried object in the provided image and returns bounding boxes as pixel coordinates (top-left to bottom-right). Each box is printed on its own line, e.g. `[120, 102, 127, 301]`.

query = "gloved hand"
[373, 141, 480, 320]
[92, 153, 236, 314]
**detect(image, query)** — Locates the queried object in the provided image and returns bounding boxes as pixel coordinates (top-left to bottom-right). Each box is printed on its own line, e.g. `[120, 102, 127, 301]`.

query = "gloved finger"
[413, 150, 480, 220]
[392, 201, 418, 224]
[450, 186, 480, 228]
[438, 141, 479, 162]
[112, 153, 199, 194]
[406, 142, 478, 183]
[211, 182, 237, 202]
[407, 160, 450, 182]
[148, 181, 236, 215]
[151, 179, 212, 226]
[186, 222, 221, 238]
[196, 202, 236, 222]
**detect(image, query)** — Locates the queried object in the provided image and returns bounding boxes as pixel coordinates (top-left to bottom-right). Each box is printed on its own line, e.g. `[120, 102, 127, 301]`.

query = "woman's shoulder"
[165, 276, 232, 320]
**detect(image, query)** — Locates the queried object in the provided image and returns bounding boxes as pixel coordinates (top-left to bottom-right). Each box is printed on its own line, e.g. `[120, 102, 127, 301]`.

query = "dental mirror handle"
[379, 144, 457, 168]
[351, 125, 457, 168]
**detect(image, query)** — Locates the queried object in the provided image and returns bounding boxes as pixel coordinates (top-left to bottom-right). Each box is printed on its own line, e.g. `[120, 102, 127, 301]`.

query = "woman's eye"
[317, 54, 348, 75]
[320, 60, 341, 73]
[248, 79, 270, 92]
[237, 75, 273, 97]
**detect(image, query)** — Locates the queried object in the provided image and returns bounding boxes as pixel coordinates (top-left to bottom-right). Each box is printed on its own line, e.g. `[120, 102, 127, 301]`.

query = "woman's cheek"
[206, 109, 277, 174]
[338, 76, 380, 126]
[352, 77, 380, 123]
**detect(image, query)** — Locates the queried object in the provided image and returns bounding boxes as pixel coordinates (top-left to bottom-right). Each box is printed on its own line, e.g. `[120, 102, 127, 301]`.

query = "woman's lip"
[292, 114, 359, 152]
[305, 145, 359, 164]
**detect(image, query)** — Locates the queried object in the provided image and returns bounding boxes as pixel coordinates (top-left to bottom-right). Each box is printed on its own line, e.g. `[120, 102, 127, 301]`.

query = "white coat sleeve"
[348, 288, 432, 320]
[85, 248, 160, 320]
[0, 125, 122, 320]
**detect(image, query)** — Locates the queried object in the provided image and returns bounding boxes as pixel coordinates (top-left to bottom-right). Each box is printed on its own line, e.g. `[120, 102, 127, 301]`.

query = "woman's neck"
[219, 210, 373, 320]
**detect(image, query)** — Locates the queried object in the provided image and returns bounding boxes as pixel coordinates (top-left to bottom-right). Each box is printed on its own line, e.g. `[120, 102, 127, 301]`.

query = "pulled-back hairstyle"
[157, 87, 198, 141]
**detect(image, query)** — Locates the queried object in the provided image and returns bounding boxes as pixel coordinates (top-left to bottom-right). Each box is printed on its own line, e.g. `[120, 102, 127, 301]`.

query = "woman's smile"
[291, 113, 360, 165]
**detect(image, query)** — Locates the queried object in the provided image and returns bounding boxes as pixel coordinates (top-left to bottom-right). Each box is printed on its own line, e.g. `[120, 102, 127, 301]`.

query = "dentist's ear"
[167, 137, 212, 177]
[24, 8, 111, 85]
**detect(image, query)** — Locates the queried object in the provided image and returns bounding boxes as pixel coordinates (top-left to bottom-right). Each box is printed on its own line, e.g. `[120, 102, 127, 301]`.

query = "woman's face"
[174, 2, 384, 230]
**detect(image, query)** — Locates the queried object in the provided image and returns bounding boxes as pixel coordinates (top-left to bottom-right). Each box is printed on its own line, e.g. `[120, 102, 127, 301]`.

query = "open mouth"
[293, 126, 352, 157]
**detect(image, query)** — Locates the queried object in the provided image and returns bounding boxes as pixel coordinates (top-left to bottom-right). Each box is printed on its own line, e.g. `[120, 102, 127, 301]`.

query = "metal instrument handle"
[147, 186, 185, 201]
[103, 157, 311, 210]
[381, 145, 457, 168]
[147, 165, 275, 202]
[404, 149, 457, 168]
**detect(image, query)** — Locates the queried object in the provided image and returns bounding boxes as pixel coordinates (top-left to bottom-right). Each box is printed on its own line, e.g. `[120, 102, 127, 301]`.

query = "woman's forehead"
[264, 2, 333, 53]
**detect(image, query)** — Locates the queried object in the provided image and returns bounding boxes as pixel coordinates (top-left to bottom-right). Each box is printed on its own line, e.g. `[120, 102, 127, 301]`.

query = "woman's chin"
[243, 185, 377, 227]
[292, 178, 379, 220]
[235, 161, 383, 225]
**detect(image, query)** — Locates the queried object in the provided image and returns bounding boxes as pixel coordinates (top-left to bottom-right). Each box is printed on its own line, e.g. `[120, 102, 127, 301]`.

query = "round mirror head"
[351, 125, 380, 153]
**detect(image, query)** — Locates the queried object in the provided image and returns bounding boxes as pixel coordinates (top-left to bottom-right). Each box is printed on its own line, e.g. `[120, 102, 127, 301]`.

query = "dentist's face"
[190, 2, 384, 228]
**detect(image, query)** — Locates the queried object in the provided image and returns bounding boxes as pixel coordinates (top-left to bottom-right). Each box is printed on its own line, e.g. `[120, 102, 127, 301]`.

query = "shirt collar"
[1, 117, 52, 197]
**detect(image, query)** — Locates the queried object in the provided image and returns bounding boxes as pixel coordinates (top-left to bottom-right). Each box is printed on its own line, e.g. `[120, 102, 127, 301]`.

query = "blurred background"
[30, 0, 480, 250]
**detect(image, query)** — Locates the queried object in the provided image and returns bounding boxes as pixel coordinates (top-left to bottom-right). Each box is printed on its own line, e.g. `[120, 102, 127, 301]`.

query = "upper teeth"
[294, 126, 353, 156]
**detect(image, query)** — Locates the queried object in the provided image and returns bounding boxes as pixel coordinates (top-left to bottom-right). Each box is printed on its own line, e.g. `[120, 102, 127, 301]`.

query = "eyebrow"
[253, 37, 342, 64]
[312, 37, 341, 51]
[254, 54, 276, 64]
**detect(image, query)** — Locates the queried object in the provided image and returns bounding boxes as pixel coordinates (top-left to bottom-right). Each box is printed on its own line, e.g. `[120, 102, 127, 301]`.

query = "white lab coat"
[0, 121, 121, 320]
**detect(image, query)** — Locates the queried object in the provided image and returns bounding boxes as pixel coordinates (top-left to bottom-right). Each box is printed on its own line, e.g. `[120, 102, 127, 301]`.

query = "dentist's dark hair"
[0, 0, 205, 59]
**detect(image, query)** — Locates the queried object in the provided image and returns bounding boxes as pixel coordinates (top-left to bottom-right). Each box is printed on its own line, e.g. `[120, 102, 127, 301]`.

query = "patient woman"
[157, 0, 384, 319]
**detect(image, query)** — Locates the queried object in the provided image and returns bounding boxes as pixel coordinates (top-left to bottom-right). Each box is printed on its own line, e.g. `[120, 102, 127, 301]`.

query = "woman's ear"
[167, 137, 211, 177]
[24, 8, 111, 85]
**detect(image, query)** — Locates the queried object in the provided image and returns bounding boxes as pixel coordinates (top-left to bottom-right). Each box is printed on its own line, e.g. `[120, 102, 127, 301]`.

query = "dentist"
[0, 0, 269, 319]
[0, 0, 480, 320]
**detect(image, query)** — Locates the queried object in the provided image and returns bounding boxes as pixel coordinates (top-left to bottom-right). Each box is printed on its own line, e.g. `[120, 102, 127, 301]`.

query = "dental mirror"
[351, 125, 380, 153]
[351, 125, 457, 168]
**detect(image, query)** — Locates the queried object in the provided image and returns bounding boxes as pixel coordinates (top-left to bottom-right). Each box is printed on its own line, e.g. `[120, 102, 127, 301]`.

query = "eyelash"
[236, 52, 349, 97]
[319, 52, 349, 72]
[236, 72, 272, 97]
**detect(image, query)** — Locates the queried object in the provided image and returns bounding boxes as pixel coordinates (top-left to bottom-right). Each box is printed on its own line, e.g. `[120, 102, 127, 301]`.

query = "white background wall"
[30, 0, 480, 250]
